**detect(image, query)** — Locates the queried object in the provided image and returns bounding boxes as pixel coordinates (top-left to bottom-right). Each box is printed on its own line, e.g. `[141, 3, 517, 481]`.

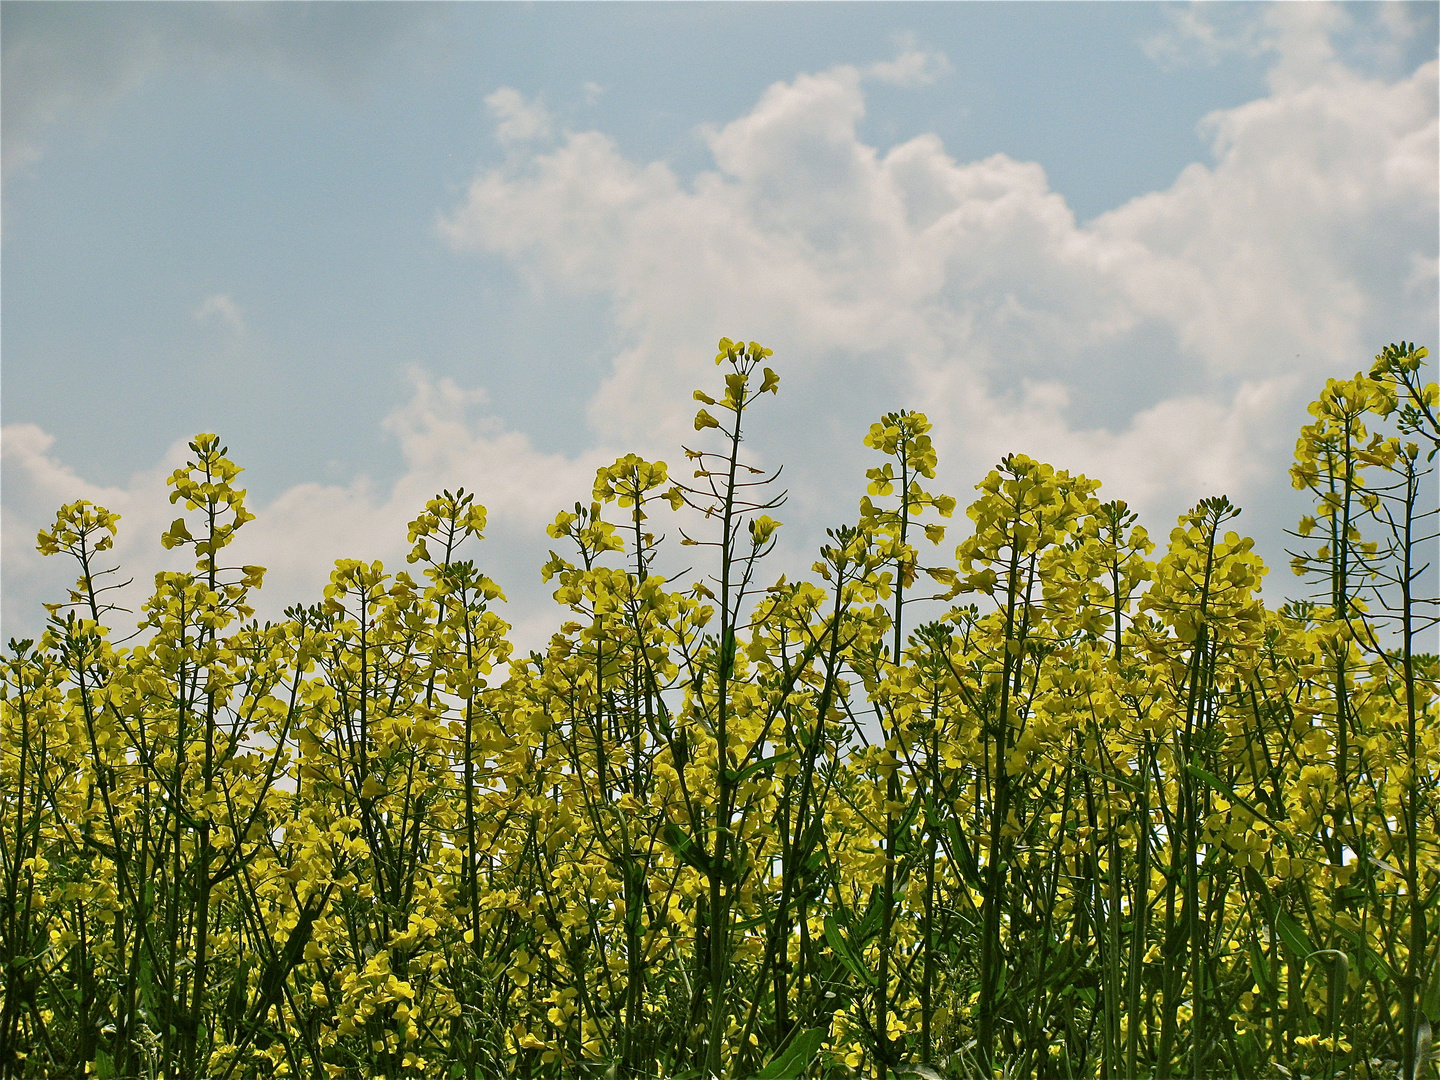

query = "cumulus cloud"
[865, 36, 951, 87]
[2, 423, 191, 639]
[193, 292, 246, 337]
[2, 372, 605, 649]
[439, 14, 1434, 525]
[1141, 2, 1426, 86]
[4, 6, 1435, 648]
[484, 87, 554, 147]
[1141, 5, 1269, 68]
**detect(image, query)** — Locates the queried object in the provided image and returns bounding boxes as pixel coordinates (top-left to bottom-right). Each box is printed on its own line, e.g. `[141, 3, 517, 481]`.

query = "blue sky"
[3, 1, 1437, 647]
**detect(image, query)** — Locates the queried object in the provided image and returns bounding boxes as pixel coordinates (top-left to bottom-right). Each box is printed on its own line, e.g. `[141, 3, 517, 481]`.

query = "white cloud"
[2, 423, 193, 639]
[440, 24, 1434, 517]
[194, 292, 246, 337]
[2, 372, 604, 650]
[1141, 4, 1268, 69]
[5, 7, 1435, 649]
[1140, 3, 1425, 88]
[865, 36, 951, 87]
[485, 87, 553, 147]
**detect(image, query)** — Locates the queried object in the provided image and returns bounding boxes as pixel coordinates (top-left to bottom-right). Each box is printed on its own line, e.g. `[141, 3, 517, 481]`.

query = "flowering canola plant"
[1, 341, 1436, 1080]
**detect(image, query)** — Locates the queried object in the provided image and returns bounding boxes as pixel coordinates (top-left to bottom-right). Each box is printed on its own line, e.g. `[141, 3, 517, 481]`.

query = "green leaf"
[823, 915, 875, 987]
[753, 1026, 826, 1079]
[1184, 760, 1290, 841]
[728, 751, 793, 786]
[854, 884, 885, 941]
[1331, 925, 1396, 984]
[944, 817, 981, 886]
[1245, 866, 1275, 916]
[661, 823, 712, 875]
[732, 911, 771, 932]
[1274, 909, 1316, 961]
[1249, 938, 1274, 994]
[224, 954, 252, 1029]
[137, 947, 161, 1018]
[1423, 962, 1439, 1018]
[894, 791, 923, 839]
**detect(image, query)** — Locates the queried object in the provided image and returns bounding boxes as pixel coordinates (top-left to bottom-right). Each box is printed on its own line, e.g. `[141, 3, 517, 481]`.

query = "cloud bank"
[4, 6, 1435, 650]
